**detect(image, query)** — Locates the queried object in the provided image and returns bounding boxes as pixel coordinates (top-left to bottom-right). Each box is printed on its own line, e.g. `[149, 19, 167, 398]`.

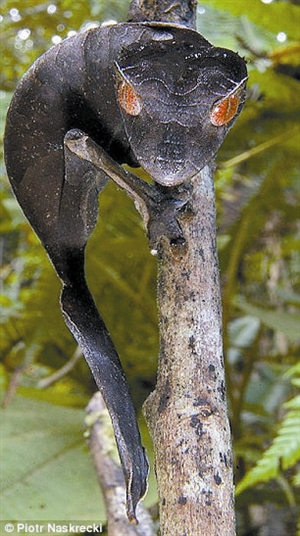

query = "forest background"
[0, 1, 299, 535]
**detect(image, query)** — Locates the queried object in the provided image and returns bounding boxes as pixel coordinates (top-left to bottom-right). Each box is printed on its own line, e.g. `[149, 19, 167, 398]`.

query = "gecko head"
[115, 25, 247, 186]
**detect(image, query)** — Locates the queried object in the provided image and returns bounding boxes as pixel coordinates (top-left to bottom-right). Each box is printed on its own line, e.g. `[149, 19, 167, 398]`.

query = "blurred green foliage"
[0, 0, 299, 534]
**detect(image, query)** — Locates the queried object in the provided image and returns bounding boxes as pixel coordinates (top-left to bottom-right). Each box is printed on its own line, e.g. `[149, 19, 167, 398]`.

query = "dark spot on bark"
[181, 268, 190, 279]
[202, 490, 213, 505]
[200, 406, 214, 417]
[220, 451, 226, 464]
[178, 495, 187, 504]
[214, 472, 222, 485]
[201, 489, 213, 507]
[158, 379, 171, 413]
[162, 497, 166, 506]
[190, 414, 205, 437]
[193, 398, 214, 417]
[160, 315, 168, 326]
[193, 396, 208, 407]
[188, 335, 197, 354]
[220, 451, 232, 468]
[217, 380, 226, 401]
[198, 247, 205, 261]
[175, 281, 182, 293]
[208, 363, 217, 380]
[184, 290, 197, 303]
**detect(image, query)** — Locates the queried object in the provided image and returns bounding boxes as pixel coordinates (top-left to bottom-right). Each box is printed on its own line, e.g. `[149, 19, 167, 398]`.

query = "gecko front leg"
[64, 128, 190, 253]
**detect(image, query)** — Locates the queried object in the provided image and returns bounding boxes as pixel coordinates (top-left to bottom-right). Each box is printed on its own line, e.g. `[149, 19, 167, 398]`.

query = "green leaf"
[293, 469, 300, 487]
[228, 315, 260, 348]
[285, 363, 300, 378]
[1, 392, 105, 520]
[236, 394, 300, 495]
[199, 0, 300, 41]
[234, 296, 300, 343]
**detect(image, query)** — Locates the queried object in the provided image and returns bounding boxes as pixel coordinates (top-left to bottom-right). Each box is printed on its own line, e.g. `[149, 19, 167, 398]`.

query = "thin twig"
[86, 392, 155, 536]
[37, 346, 82, 388]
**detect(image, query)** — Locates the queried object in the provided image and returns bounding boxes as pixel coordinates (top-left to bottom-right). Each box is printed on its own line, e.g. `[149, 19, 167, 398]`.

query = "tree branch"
[123, 1, 236, 533]
[143, 166, 236, 535]
[128, 0, 197, 28]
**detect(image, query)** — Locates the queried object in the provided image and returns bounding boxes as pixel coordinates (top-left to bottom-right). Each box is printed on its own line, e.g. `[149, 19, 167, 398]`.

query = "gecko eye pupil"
[210, 90, 241, 127]
[117, 79, 143, 116]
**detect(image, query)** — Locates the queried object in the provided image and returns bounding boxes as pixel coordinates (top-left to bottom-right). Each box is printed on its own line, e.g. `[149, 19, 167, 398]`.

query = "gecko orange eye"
[210, 90, 241, 127]
[117, 79, 142, 116]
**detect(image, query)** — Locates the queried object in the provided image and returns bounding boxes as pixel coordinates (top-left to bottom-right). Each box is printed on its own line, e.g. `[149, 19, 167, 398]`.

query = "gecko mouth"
[141, 154, 200, 186]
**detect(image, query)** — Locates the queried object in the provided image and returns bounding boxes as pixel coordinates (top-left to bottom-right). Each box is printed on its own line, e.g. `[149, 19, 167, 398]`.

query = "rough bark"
[143, 167, 236, 535]
[128, 0, 197, 28]
[126, 1, 237, 534]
